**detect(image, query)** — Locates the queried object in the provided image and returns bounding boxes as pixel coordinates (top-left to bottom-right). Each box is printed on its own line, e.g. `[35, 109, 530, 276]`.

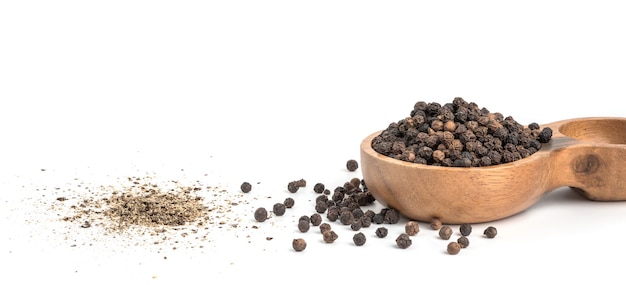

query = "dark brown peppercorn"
[457, 236, 470, 248]
[395, 233, 412, 249]
[405, 221, 420, 236]
[350, 220, 362, 231]
[299, 215, 310, 224]
[484, 226, 498, 238]
[273, 203, 286, 216]
[319, 223, 331, 234]
[283, 197, 295, 208]
[439, 226, 453, 240]
[375, 227, 388, 238]
[292, 238, 307, 252]
[240, 182, 252, 193]
[254, 207, 268, 222]
[310, 213, 322, 226]
[339, 210, 354, 225]
[322, 230, 339, 243]
[313, 183, 325, 194]
[287, 181, 300, 193]
[315, 200, 328, 214]
[346, 159, 359, 172]
[353, 232, 366, 246]
[459, 223, 472, 236]
[430, 218, 442, 230]
[447, 242, 461, 255]
[298, 219, 310, 233]
[383, 208, 400, 224]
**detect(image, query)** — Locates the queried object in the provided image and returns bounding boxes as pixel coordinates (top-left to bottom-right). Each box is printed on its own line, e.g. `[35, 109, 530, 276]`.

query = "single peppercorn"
[310, 213, 322, 226]
[405, 221, 420, 236]
[430, 218, 442, 230]
[322, 230, 339, 243]
[353, 232, 366, 246]
[299, 215, 310, 224]
[298, 219, 310, 233]
[383, 208, 400, 224]
[339, 210, 354, 225]
[283, 197, 295, 208]
[447, 242, 461, 255]
[240, 182, 252, 193]
[457, 236, 470, 248]
[375, 227, 388, 238]
[439, 226, 453, 240]
[313, 183, 325, 194]
[319, 223, 331, 234]
[292, 238, 307, 252]
[346, 159, 359, 172]
[484, 226, 498, 238]
[459, 223, 472, 236]
[254, 207, 268, 222]
[350, 220, 362, 231]
[273, 203, 286, 216]
[315, 200, 328, 214]
[395, 233, 412, 249]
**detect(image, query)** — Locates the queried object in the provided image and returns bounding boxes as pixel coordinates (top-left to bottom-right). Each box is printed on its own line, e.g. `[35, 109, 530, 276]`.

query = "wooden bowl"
[360, 117, 626, 224]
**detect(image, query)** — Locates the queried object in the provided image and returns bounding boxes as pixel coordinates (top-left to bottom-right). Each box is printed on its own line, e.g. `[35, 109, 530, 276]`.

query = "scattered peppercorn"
[287, 178, 307, 193]
[319, 223, 331, 234]
[313, 183, 325, 194]
[439, 226, 453, 240]
[484, 226, 498, 238]
[353, 232, 366, 246]
[447, 242, 461, 255]
[395, 233, 412, 249]
[457, 236, 470, 248]
[339, 210, 354, 225]
[254, 207, 268, 222]
[292, 238, 307, 252]
[323, 230, 339, 243]
[298, 219, 310, 233]
[240, 182, 252, 193]
[273, 203, 286, 216]
[460, 223, 472, 236]
[430, 218, 442, 230]
[350, 220, 362, 231]
[382, 208, 400, 224]
[405, 221, 420, 236]
[299, 215, 311, 224]
[346, 159, 359, 172]
[283, 197, 295, 208]
[375, 227, 388, 238]
[310, 213, 322, 226]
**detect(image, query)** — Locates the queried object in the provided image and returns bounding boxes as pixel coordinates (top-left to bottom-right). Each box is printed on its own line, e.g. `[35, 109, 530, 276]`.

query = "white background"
[1, 1, 625, 284]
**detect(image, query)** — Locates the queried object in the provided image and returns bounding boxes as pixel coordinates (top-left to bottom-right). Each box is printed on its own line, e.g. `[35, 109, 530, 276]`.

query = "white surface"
[1, 1, 626, 284]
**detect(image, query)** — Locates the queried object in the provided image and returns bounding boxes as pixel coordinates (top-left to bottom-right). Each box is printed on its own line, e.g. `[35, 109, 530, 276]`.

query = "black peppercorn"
[319, 223, 331, 234]
[310, 213, 322, 226]
[353, 232, 366, 246]
[313, 183, 325, 194]
[457, 236, 470, 248]
[323, 230, 339, 243]
[350, 220, 362, 231]
[346, 159, 359, 172]
[298, 219, 310, 233]
[315, 200, 328, 214]
[459, 223, 472, 236]
[484, 226, 497, 238]
[273, 203, 286, 216]
[375, 227, 388, 238]
[254, 207, 268, 222]
[405, 221, 420, 236]
[299, 215, 310, 224]
[339, 210, 354, 225]
[395, 233, 412, 249]
[283, 197, 295, 208]
[292, 238, 307, 252]
[439, 226, 453, 240]
[240, 182, 252, 193]
[430, 218, 442, 230]
[383, 208, 400, 224]
[447, 242, 461, 255]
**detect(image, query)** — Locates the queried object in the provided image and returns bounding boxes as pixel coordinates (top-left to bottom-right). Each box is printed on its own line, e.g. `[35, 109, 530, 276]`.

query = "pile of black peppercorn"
[371, 97, 553, 167]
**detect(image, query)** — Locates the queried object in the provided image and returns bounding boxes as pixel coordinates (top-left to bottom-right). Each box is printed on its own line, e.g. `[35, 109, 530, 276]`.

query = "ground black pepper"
[240, 182, 252, 193]
[254, 207, 268, 222]
[395, 233, 412, 249]
[460, 223, 472, 236]
[346, 159, 359, 172]
[439, 226, 453, 240]
[292, 238, 307, 252]
[353, 232, 366, 246]
[484, 226, 498, 238]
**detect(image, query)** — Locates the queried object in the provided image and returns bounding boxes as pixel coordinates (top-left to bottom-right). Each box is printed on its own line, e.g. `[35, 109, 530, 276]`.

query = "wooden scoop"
[360, 117, 626, 224]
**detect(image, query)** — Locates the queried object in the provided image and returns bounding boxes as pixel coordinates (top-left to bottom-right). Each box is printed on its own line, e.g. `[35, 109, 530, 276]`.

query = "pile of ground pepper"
[371, 97, 553, 167]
